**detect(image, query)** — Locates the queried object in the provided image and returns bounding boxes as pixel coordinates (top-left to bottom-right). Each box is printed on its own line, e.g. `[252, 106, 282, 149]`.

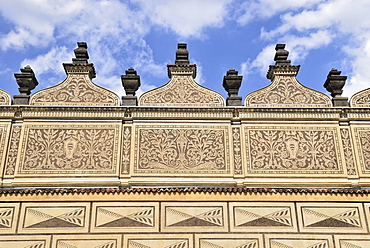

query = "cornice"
[0, 106, 370, 121]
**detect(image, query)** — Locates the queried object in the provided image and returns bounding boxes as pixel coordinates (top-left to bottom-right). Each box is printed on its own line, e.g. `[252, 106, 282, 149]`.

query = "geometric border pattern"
[91, 202, 159, 233]
[297, 202, 367, 233]
[18, 202, 90, 234]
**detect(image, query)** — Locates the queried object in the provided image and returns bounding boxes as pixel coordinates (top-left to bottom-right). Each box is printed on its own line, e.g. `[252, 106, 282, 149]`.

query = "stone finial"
[324, 68, 349, 107]
[121, 67, 140, 106]
[167, 43, 196, 78]
[274, 44, 291, 65]
[175, 43, 189, 65]
[64, 42, 96, 79]
[72, 42, 89, 64]
[267, 44, 299, 80]
[223, 68, 243, 106]
[13, 65, 39, 105]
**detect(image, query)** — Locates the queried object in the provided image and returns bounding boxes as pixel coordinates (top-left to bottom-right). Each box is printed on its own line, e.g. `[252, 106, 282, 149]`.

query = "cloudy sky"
[1, 0, 370, 101]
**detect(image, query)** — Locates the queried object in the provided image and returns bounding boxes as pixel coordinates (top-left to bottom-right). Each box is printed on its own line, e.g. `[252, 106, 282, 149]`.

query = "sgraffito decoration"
[124, 234, 191, 248]
[134, 125, 230, 174]
[121, 126, 131, 174]
[18, 123, 120, 175]
[245, 76, 332, 107]
[18, 203, 90, 234]
[30, 75, 119, 106]
[232, 127, 242, 175]
[245, 126, 343, 174]
[5, 125, 22, 176]
[354, 127, 370, 174]
[266, 234, 333, 248]
[0, 124, 10, 175]
[297, 203, 367, 233]
[229, 202, 297, 233]
[340, 129, 357, 175]
[0, 89, 11, 105]
[161, 202, 228, 233]
[350, 88, 370, 107]
[91, 202, 159, 233]
[139, 74, 225, 107]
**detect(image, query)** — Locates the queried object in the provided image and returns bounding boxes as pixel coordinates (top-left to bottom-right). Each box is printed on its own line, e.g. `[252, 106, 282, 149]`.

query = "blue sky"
[1, 0, 370, 101]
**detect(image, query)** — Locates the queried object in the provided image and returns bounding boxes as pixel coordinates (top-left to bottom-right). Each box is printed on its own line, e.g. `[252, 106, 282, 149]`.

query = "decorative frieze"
[5, 125, 22, 176]
[121, 126, 131, 174]
[340, 128, 357, 176]
[139, 75, 225, 107]
[18, 123, 120, 175]
[245, 126, 343, 174]
[134, 125, 230, 174]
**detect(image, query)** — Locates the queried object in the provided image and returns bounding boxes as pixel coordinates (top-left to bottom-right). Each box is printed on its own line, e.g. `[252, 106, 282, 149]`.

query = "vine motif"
[31, 76, 119, 106]
[232, 127, 242, 175]
[340, 129, 356, 175]
[0, 89, 11, 105]
[140, 76, 224, 107]
[246, 78, 331, 107]
[351, 91, 370, 107]
[20, 126, 117, 174]
[136, 128, 228, 173]
[247, 128, 341, 173]
[357, 129, 370, 172]
[5, 125, 22, 175]
[122, 127, 131, 174]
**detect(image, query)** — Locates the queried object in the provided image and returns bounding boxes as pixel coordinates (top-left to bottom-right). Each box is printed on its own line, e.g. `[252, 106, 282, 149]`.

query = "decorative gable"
[350, 88, 370, 107]
[139, 44, 225, 107]
[0, 89, 11, 105]
[245, 44, 332, 107]
[30, 42, 119, 106]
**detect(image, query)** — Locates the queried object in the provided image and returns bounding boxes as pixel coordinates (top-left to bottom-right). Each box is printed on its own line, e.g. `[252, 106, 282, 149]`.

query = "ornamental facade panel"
[245, 76, 332, 107]
[18, 202, 90, 234]
[244, 125, 343, 174]
[17, 123, 120, 175]
[139, 74, 225, 107]
[353, 127, 370, 174]
[30, 74, 120, 106]
[133, 125, 231, 175]
[350, 87, 370, 107]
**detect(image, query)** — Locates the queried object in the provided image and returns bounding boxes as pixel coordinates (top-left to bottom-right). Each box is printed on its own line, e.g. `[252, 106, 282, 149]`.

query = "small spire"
[72, 42, 89, 64]
[175, 43, 189, 65]
[267, 44, 299, 80]
[13, 65, 39, 105]
[324, 68, 348, 106]
[121, 67, 141, 106]
[64, 42, 96, 78]
[223, 68, 243, 106]
[274, 44, 291, 65]
[167, 43, 196, 78]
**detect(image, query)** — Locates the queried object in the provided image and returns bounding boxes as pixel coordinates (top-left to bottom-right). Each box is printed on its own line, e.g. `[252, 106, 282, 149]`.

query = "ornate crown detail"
[0, 89, 11, 105]
[350, 88, 370, 107]
[139, 43, 224, 107]
[30, 42, 119, 106]
[245, 44, 331, 107]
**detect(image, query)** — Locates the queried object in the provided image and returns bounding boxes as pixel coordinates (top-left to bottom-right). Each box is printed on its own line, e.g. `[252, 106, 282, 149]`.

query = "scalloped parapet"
[245, 75, 332, 107]
[350, 88, 370, 107]
[139, 70, 225, 107]
[245, 44, 332, 107]
[30, 64, 120, 106]
[0, 89, 11, 105]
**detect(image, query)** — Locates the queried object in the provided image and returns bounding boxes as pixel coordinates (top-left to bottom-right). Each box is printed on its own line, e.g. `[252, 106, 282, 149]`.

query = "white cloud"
[237, 0, 322, 25]
[21, 46, 71, 75]
[134, 0, 232, 38]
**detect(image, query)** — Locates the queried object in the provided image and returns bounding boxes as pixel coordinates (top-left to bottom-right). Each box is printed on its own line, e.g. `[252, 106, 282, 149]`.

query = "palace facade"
[0, 42, 370, 247]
